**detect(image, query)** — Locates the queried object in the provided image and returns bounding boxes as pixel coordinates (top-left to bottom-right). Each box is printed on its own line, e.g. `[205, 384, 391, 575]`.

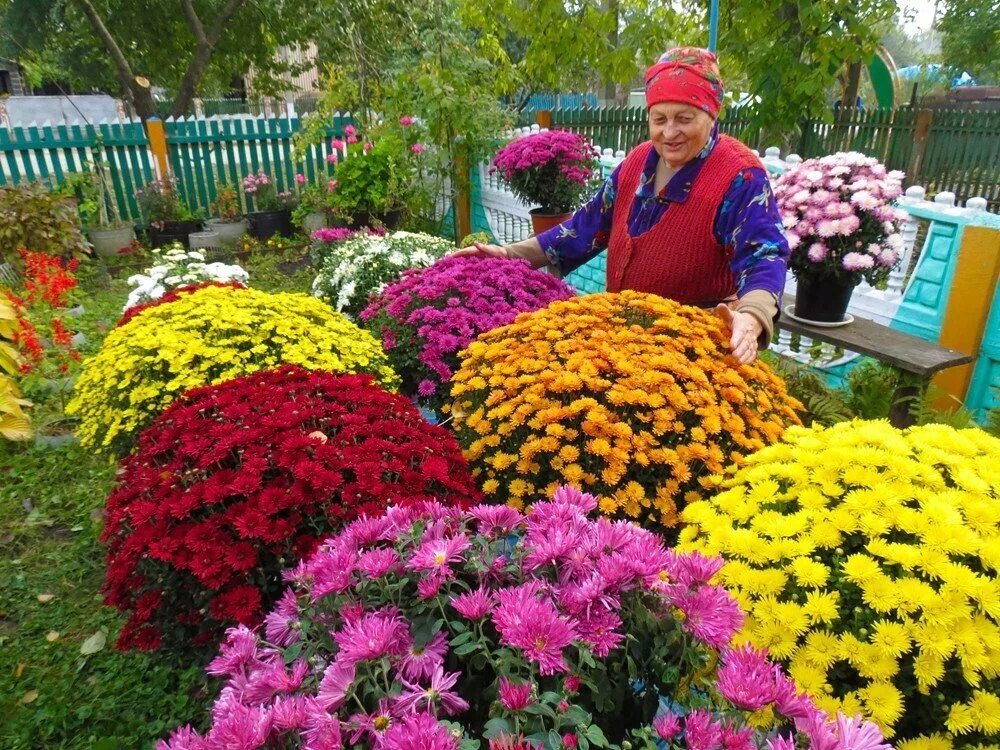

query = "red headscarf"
[644, 47, 725, 118]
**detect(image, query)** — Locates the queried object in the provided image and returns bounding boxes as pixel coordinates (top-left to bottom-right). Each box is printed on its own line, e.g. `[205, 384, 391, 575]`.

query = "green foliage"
[240, 240, 315, 294]
[719, 0, 897, 141]
[760, 352, 854, 426]
[843, 359, 900, 419]
[0, 182, 91, 267]
[459, 0, 701, 99]
[460, 231, 493, 246]
[1, 0, 322, 114]
[0, 439, 212, 749]
[327, 141, 402, 219]
[938, 0, 1000, 84]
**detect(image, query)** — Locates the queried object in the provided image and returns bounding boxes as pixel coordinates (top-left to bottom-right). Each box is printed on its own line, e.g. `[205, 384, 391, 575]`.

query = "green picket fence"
[164, 114, 353, 213]
[0, 114, 356, 221]
[0, 120, 154, 220]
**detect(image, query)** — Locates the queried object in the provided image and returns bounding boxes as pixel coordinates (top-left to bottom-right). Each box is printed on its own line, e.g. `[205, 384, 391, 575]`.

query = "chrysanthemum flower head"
[452, 291, 801, 531]
[681, 419, 1000, 747]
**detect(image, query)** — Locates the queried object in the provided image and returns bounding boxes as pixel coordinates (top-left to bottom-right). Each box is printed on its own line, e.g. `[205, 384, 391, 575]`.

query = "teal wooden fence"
[0, 114, 355, 220]
[0, 120, 154, 220]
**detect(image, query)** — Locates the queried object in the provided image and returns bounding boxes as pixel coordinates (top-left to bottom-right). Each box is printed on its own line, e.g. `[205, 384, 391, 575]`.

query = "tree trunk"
[170, 0, 249, 118]
[170, 45, 215, 118]
[840, 60, 863, 123]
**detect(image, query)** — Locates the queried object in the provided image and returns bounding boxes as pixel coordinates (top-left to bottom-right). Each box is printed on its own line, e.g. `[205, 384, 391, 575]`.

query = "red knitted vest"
[607, 135, 763, 304]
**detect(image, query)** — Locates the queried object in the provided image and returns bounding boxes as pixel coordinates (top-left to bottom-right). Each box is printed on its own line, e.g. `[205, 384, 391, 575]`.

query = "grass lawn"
[0, 245, 315, 749]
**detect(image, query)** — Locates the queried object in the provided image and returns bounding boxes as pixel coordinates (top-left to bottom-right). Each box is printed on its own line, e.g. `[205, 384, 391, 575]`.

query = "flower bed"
[312, 231, 452, 318]
[679, 420, 1000, 747]
[360, 256, 574, 414]
[451, 291, 801, 530]
[159, 485, 889, 750]
[67, 285, 398, 456]
[103, 366, 479, 652]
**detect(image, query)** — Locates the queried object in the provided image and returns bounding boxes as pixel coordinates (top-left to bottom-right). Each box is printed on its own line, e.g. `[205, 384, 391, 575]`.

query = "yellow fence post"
[933, 224, 1000, 404]
[535, 110, 552, 130]
[145, 117, 170, 180]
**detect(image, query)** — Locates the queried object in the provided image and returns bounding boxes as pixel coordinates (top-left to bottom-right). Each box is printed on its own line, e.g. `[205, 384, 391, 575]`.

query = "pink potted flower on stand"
[491, 130, 598, 235]
[773, 152, 905, 324]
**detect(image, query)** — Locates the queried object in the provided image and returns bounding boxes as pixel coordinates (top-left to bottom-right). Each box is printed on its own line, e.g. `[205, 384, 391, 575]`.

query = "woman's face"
[648, 103, 715, 168]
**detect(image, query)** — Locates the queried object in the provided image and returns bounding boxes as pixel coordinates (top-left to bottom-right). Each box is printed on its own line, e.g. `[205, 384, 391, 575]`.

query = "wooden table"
[777, 293, 973, 427]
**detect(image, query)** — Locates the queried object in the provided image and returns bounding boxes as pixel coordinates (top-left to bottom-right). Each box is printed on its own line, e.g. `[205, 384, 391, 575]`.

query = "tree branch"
[179, 0, 208, 45]
[170, 0, 250, 117]
[72, 0, 135, 90]
[72, 0, 155, 118]
[206, 0, 250, 45]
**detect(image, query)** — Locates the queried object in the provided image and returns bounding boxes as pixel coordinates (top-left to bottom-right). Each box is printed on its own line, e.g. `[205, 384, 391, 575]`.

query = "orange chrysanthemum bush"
[450, 291, 802, 530]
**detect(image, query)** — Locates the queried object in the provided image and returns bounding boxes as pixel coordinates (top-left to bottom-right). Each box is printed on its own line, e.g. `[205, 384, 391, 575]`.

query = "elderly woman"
[456, 47, 789, 364]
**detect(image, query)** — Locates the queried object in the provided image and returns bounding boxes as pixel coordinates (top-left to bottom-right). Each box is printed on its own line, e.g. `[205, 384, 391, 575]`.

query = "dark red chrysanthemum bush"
[102, 366, 480, 652]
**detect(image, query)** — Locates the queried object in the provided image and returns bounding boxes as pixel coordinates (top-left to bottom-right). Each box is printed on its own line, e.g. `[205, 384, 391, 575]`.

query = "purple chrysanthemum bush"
[160, 487, 891, 750]
[360, 256, 575, 414]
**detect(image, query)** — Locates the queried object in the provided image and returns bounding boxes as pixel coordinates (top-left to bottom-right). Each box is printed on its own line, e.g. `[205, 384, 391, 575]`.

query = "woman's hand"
[450, 242, 509, 259]
[714, 304, 762, 365]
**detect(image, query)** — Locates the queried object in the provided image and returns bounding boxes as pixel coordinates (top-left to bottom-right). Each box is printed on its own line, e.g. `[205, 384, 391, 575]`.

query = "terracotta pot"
[529, 208, 572, 235]
[794, 275, 857, 323]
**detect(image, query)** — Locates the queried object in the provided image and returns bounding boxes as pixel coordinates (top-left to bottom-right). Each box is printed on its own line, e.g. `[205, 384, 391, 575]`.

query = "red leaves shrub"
[115, 281, 247, 328]
[102, 365, 480, 652]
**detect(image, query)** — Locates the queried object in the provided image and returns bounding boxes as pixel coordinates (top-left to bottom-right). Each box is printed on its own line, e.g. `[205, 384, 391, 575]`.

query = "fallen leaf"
[15, 662, 25, 678]
[36, 594, 54, 603]
[45, 631, 59, 642]
[80, 630, 106, 655]
[20, 690, 38, 704]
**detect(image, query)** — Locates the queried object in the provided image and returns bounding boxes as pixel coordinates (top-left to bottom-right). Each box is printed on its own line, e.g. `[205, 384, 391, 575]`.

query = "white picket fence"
[477, 126, 998, 371]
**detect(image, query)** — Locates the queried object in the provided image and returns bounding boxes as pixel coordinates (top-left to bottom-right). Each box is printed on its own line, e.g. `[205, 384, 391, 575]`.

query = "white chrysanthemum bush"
[312, 230, 452, 318]
[679, 420, 1000, 750]
[124, 242, 248, 310]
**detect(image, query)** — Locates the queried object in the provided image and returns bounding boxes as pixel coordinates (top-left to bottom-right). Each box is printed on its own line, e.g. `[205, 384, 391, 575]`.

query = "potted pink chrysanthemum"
[491, 130, 598, 235]
[774, 152, 905, 324]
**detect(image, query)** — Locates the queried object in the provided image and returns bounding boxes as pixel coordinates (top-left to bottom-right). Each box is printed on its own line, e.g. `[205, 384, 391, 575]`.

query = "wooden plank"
[779, 293, 972, 377]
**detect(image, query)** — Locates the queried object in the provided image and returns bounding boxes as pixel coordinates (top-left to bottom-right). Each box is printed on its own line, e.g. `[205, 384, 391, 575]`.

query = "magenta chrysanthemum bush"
[360, 256, 575, 414]
[491, 130, 597, 213]
[159, 486, 893, 750]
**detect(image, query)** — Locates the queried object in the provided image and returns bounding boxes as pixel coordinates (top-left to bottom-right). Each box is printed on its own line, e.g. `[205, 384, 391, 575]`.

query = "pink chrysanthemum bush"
[160, 486, 893, 750]
[360, 256, 575, 414]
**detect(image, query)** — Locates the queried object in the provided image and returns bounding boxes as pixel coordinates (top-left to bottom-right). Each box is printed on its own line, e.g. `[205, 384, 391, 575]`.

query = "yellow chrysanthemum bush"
[67, 285, 398, 456]
[450, 291, 801, 530]
[678, 419, 1000, 748]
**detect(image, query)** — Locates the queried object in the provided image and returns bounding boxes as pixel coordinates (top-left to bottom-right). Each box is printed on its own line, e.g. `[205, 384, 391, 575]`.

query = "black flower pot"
[249, 209, 293, 240]
[148, 219, 203, 249]
[794, 275, 857, 323]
